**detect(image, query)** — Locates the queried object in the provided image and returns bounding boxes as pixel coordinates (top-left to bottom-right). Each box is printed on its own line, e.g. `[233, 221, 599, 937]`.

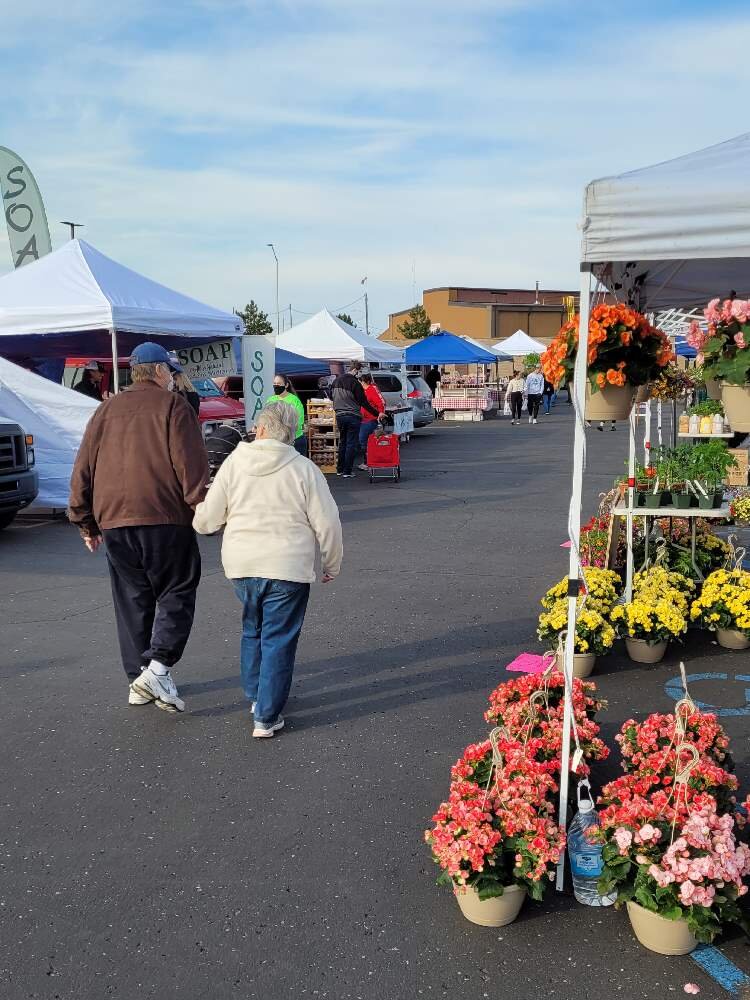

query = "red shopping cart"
[366, 433, 401, 483]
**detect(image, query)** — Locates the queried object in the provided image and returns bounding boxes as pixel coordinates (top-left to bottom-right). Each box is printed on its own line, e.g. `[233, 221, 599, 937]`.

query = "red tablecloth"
[434, 392, 501, 412]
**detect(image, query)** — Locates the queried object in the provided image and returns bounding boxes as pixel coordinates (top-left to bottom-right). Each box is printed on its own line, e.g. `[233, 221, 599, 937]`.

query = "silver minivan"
[372, 371, 436, 427]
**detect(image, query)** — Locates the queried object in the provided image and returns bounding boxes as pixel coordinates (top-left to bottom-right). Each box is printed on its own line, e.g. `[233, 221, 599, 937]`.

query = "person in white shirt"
[524, 366, 545, 423]
[506, 372, 526, 425]
[193, 403, 343, 738]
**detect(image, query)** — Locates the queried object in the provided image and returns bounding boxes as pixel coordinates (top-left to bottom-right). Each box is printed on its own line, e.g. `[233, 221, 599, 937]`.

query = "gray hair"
[256, 402, 298, 445]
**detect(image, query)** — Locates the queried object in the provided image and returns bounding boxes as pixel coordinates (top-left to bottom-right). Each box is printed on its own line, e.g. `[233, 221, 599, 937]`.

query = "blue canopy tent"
[404, 330, 497, 364]
[674, 339, 697, 358]
[231, 340, 329, 377]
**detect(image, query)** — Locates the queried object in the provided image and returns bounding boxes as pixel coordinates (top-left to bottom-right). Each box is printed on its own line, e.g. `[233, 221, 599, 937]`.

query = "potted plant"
[698, 298, 750, 431]
[667, 444, 697, 508]
[610, 597, 687, 663]
[691, 440, 735, 508]
[538, 600, 616, 676]
[541, 304, 674, 421]
[425, 739, 566, 926]
[690, 567, 750, 649]
[729, 490, 750, 525]
[596, 709, 748, 955]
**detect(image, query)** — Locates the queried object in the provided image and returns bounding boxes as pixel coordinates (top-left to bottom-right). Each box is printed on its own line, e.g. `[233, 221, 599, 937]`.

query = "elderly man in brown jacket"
[69, 342, 209, 713]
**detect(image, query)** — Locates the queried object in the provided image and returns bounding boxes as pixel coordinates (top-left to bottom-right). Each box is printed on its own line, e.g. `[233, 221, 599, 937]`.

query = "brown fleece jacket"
[68, 381, 209, 536]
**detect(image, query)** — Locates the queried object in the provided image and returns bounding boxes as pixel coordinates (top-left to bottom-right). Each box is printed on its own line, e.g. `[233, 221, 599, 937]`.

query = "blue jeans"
[335, 412, 361, 475]
[232, 577, 311, 724]
[543, 394, 553, 414]
[359, 419, 378, 459]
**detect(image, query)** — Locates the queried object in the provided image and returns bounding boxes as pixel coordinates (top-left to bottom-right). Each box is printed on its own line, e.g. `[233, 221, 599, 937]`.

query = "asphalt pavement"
[1, 407, 749, 1000]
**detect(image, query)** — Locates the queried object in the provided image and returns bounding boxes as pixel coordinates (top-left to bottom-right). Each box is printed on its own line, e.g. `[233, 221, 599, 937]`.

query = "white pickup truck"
[0, 419, 38, 529]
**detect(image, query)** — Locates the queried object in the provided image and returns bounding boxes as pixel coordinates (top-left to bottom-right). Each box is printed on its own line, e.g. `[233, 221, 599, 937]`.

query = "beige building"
[379, 286, 578, 353]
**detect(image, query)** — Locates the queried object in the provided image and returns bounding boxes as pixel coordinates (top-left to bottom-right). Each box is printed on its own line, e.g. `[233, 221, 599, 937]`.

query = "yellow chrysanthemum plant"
[541, 568, 621, 617]
[690, 568, 750, 637]
[631, 566, 695, 614]
[538, 599, 617, 656]
[610, 600, 688, 642]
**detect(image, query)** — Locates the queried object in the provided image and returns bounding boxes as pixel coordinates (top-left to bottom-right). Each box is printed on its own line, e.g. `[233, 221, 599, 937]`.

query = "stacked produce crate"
[307, 399, 339, 474]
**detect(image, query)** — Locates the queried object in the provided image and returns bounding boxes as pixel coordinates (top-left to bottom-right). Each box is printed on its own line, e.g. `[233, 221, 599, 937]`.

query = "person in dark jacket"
[74, 360, 105, 401]
[331, 363, 379, 477]
[173, 371, 201, 417]
[542, 377, 555, 414]
[425, 366, 442, 395]
[68, 342, 209, 713]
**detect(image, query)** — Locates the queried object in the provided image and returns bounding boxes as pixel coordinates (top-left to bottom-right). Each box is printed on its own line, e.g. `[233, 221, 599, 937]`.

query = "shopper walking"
[331, 363, 379, 477]
[193, 403, 343, 738]
[425, 365, 442, 396]
[506, 371, 525, 425]
[542, 378, 555, 415]
[266, 375, 307, 455]
[356, 372, 386, 471]
[68, 342, 208, 713]
[525, 365, 545, 423]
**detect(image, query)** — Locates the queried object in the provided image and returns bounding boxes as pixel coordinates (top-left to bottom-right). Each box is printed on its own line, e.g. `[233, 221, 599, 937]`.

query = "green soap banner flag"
[0, 147, 52, 268]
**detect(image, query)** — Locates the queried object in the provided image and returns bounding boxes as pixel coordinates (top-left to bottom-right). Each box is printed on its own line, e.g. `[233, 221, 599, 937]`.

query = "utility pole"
[267, 243, 279, 337]
[361, 276, 369, 336]
[61, 221, 84, 239]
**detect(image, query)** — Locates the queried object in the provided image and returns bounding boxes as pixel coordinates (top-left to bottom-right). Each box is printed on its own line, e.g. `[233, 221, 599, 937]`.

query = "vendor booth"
[405, 331, 500, 420]
[493, 329, 546, 358]
[556, 131, 750, 885]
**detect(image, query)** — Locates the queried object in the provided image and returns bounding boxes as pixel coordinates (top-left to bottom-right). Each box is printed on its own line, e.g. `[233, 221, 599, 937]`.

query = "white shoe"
[533, 418, 537, 424]
[253, 717, 284, 738]
[357, 463, 368, 471]
[128, 683, 154, 706]
[528, 416, 532, 423]
[131, 666, 185, 713]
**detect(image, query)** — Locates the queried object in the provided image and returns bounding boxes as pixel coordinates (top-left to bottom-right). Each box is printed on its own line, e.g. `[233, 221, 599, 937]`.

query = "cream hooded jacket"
[193, 439, 343, 583]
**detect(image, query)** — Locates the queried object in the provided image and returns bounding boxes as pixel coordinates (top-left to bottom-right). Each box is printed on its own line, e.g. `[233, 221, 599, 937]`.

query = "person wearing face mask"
[266, 375, 307, 456]
[68, 342, 209, 714]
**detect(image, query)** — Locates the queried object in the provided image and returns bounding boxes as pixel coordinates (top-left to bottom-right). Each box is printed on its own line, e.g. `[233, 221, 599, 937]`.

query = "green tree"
[398, 304, 431, 340]
[337, 312, 355, 327]
[236, 300, 273, 336]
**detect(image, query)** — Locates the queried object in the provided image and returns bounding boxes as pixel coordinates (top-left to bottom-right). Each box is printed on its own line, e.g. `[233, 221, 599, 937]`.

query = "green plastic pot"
[674, 493, 692, 509]
[644, 492, 664, 508]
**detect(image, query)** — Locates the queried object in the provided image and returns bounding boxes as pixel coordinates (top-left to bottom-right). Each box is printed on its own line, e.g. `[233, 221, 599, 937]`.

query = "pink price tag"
[506, 652, 555, 675]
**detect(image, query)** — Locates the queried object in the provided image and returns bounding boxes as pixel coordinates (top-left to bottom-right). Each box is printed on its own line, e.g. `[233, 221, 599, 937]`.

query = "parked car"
[0, 419, 38, 530]
[371, 370, 436, 428]
[63, 359, 246, 436]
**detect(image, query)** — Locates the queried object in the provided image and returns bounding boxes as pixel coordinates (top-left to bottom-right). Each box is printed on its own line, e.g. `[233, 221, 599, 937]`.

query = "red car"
[63, 358, 246, 436]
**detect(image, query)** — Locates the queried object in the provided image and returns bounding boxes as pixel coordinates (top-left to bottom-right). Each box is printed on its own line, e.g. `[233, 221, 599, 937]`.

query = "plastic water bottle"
[567, 780, 616, 906]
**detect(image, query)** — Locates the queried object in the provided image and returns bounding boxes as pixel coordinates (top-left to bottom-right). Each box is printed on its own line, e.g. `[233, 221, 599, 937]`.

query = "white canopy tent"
[0, 239, 242, 367]
[0, 355, 97, 507]
[557, 132, 750, 888]
[461, 335, 512, 361]
[277, 309, 405, 364]
[493, 330, 546, 356]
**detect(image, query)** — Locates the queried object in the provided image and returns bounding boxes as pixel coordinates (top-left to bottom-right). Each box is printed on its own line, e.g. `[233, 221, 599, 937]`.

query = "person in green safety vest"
[266, 376, 307, 456]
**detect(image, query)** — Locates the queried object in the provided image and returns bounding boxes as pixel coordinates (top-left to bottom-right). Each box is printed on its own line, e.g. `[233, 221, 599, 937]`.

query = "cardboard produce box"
[726, 448, 749, 487]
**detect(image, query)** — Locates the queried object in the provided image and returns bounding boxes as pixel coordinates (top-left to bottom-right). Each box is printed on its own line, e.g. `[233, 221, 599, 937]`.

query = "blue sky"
[1, 0, 748, 333]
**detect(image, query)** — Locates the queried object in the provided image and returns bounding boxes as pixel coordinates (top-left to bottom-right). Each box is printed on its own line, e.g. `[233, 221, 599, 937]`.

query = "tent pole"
[626, 406, 636, 601]
[110, 327, 119, 395]
[556, 265, 592, 891]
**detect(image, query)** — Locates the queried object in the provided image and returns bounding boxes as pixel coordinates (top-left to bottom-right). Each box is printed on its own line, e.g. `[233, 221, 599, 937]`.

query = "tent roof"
[404, 330, 497, 364]
[582, 132, 750, 309]
[460, 335, 512, 361]
[494, 330, 546, 355]
[0, 239, 242, 357]
[276, 309, 404, 363]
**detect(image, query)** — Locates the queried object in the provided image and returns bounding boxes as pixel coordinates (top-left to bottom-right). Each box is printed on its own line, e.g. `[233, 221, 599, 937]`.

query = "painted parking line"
[665, 672, 750, 717]
[691, 944, 750, 995]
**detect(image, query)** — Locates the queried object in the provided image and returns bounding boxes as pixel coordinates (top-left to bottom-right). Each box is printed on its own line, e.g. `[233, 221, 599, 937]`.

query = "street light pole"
[61, 221, 84, 240]
[362, 276, 369, 336]
[267, 243, 279, 337]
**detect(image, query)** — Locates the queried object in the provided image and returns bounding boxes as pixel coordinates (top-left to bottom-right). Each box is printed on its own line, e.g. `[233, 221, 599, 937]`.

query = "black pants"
[103, 525, 201, 680]
[510, 392, 523, 420]
[527, 393, 542, 418]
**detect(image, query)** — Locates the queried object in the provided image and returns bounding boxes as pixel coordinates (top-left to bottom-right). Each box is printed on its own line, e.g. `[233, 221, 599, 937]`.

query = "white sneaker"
[253, 717, 285, 738]
[131, 666, 185, 713]
[528, 416, 532, 423]
[533, 418, 537, 424]
[128, 683, 154, 706]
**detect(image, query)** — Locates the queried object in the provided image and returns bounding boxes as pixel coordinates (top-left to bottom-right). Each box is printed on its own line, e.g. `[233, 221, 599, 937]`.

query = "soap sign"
[241, 335, 275, 424]
[175, 340, 237, 380]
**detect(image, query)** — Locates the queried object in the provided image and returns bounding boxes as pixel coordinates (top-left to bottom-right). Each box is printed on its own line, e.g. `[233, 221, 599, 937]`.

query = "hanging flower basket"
[635, 385, 651, 404]
[626, 902, 697, 956]
[585, 382, 636, 421]
[454, 884, 526, 927]
[721, 384, 750, 432]
[554, 651, 597, 678]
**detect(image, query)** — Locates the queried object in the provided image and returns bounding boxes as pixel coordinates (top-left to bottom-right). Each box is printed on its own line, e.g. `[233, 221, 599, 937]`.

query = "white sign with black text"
[175, 340, 237, 380]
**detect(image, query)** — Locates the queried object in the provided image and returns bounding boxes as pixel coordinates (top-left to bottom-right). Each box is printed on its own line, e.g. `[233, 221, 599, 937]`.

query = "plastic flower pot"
[674, 492, 693, 509]
[716, 628, 750, 650]
[625, 638, 668, 663]
[721, 384, 750, 432]
[643, 492, 665, 509]
[698, 491, 723, 509]
[585, 383, 636, 421]
[554, 651, 597, 678]
[635, 385, 651, 404]
[705, 378, 722, 401]
[626, 902, 697, 956]
[454, 884, 526, 927]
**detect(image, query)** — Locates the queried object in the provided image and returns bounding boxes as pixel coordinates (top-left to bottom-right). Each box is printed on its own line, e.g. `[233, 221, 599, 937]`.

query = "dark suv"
[0, 421, 38, 530]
